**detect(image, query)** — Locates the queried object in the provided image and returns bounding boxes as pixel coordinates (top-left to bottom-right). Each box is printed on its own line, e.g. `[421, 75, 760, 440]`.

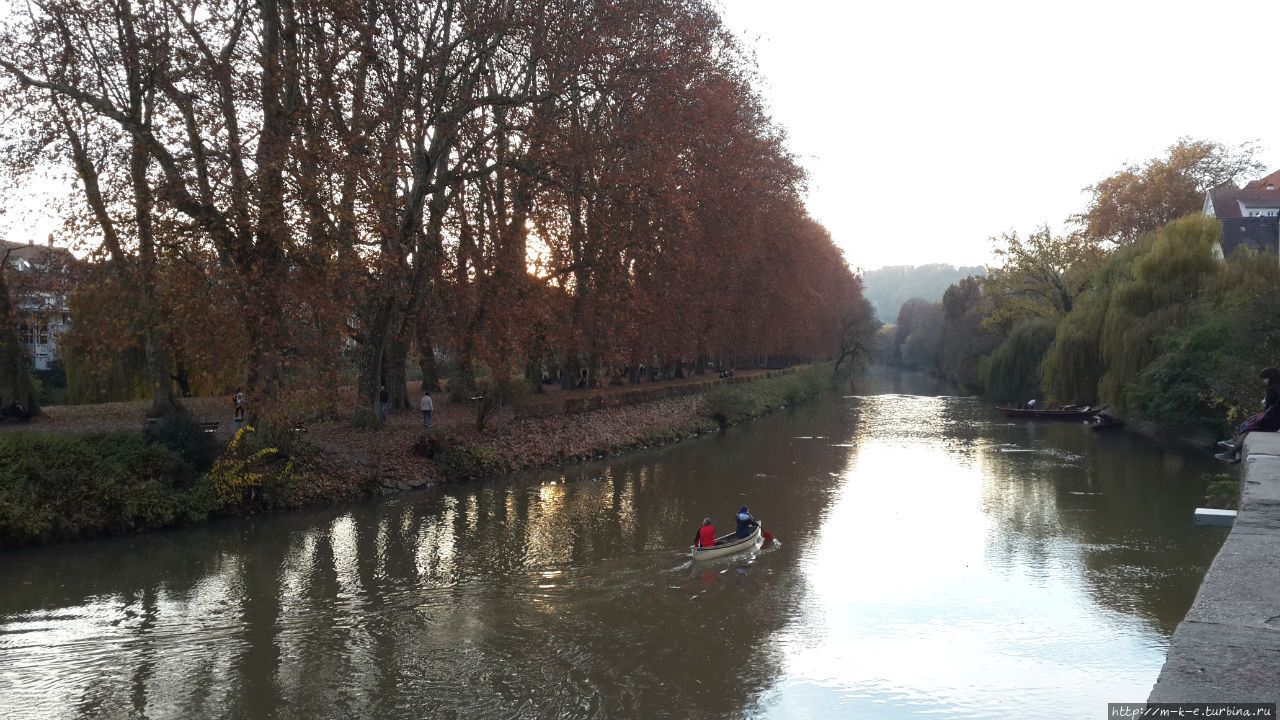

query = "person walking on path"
[233, 387, 244, 422]
[1216, 367, 1280, 463]
[379, 385, 389, 422]
[421, 390, 434, 428]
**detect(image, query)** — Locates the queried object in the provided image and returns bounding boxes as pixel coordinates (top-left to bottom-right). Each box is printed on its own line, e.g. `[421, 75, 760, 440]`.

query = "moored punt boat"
[995, 405, 1094, 420]
[690, 524, 763, 560]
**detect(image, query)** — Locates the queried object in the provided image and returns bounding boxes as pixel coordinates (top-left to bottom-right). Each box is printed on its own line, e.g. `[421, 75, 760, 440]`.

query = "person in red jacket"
[694, 518, 717, 548]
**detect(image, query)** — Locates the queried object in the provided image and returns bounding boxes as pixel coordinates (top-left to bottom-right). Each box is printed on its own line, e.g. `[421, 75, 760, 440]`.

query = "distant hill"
[862, 264, 987, 323]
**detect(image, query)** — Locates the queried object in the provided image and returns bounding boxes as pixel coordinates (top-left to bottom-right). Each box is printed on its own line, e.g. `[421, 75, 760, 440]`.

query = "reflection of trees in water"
[976, 415, 1224, 637]
[2, 400, 860, 718]
[0, 391, 1227, 717]
[1060, 447, 1225, 636]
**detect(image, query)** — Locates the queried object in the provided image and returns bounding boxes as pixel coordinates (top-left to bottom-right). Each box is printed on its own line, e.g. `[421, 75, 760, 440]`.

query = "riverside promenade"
[1149, 433, 1280, 702]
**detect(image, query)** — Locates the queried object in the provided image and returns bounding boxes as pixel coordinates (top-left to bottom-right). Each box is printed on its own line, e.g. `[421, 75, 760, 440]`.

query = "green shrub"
[780, 372, 824, 405]
[143, 408, 220, 474]
[0, 431, 214, 546]
[704, 386, 763, 426]
[32, 362, 68, 406]
[703, 369, 829, 427]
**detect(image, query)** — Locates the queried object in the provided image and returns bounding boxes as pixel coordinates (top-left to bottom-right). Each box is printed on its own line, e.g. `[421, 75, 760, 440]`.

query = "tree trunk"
[561, 351, 580, 390]
[416, 318, 439, 394]
[356, 300, 392, 410]
[0, 261, 38, 416]
[129, 84, 180, 418]
[382, 334, 410, 411]
[526, 359, 543, 394]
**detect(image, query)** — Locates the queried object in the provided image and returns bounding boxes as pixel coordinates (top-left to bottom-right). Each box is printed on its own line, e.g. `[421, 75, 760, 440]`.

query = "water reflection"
[0, 370, 1225, 719]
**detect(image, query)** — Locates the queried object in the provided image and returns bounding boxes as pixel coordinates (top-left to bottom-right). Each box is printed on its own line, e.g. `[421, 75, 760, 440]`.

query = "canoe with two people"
[690, 505, 772, 560]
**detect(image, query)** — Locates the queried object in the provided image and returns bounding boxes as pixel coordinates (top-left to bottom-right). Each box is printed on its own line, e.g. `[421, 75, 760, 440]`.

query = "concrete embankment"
[1149, 433, 1280, 702]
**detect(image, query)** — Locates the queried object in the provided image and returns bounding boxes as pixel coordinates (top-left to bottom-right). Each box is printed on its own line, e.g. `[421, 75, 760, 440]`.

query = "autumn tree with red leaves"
[0, 0, 873, 421]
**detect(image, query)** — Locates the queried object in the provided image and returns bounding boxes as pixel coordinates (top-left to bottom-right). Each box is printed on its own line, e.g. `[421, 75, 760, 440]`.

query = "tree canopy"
[1072, 138, 1262, 245]
[0, 0, 872, 417]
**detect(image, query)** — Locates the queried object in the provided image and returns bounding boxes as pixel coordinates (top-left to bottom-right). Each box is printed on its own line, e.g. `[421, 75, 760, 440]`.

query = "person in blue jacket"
[735, 505, 759, 538]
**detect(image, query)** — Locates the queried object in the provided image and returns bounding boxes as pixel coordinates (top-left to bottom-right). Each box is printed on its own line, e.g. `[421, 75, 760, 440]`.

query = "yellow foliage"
[206, 425, 279, 509]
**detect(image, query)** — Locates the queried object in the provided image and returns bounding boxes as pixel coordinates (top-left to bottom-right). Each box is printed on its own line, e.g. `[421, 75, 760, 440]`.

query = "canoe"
[690, 524, 763, 560]
[995, 405, 1094, 420]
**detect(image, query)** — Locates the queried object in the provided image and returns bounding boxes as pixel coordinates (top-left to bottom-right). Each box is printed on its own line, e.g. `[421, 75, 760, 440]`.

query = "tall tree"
[834, 296, 879, 376]
[983, 227, 1101, 330]
[1072, 138, 1262, 245]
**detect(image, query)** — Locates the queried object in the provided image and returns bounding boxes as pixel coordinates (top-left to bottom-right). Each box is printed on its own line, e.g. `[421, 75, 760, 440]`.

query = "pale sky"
[5, 1, 1279, 271]
[718, 0, 1280, 271]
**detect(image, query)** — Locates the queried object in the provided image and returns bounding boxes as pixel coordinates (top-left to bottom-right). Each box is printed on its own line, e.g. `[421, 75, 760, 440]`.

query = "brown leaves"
[1072, 138, 1264, 245]
[3, 0, 867, 414]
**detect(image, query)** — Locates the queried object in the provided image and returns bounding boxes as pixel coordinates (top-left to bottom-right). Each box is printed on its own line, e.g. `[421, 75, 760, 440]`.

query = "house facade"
[1204, 169, 1280, 218]
[1205, 170, 1280, 260]
[2, 238, 74, 371]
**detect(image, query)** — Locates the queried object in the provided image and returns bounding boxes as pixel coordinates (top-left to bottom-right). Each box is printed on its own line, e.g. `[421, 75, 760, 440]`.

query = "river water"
[0, 370, 1229, 719]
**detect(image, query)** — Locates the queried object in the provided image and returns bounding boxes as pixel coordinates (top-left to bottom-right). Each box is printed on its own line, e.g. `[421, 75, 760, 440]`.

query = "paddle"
[761, 526, 774, 545]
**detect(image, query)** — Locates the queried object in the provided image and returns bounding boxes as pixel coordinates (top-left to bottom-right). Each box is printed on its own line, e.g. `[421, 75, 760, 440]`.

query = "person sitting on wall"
[694, 518, 717, 548]
[1216, 367, 1280, 464]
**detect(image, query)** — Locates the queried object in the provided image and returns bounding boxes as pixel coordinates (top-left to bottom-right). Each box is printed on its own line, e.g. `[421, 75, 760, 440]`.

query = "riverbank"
[1148, 432, 1280, 703]
[0, 365, 829, 546]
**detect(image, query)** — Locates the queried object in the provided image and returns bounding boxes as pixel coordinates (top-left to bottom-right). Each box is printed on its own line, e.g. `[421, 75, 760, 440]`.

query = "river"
[0, 369, 1229, 719]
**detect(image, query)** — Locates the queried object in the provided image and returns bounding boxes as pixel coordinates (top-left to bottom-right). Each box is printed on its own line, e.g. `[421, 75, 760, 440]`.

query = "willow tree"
[982, 318, 1056, 403]
[1039, 241, 1144, 404]
[1128, 246, 1280, 433]
[1095, 215, 1221, 410]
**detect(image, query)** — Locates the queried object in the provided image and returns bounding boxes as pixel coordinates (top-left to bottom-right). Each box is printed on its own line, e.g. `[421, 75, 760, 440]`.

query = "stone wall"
[1148, 433, 1280, 702]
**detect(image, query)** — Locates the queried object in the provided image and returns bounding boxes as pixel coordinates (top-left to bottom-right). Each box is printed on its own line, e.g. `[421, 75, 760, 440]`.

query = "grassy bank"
[1, 365, 834, 547]
[413, 365, 829, 480]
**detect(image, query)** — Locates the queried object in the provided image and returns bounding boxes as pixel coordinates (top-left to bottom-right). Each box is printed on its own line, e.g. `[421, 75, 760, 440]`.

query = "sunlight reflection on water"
[0, 372, 1228, 719]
